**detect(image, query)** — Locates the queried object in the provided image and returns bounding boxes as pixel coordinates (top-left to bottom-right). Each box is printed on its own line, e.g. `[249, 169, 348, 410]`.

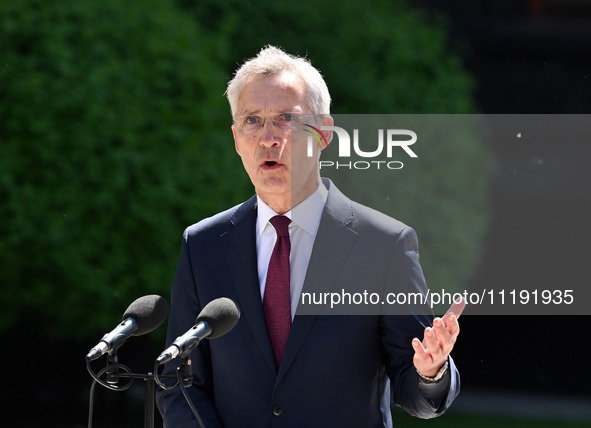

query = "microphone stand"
[144, 372, 155, 428]
[154, 357, 206, 428]
[113, 371, 158, 428]
[86, 355, 175, 428]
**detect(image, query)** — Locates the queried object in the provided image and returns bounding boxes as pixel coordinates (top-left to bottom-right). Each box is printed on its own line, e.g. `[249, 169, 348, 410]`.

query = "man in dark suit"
[156, 45, 461, 427]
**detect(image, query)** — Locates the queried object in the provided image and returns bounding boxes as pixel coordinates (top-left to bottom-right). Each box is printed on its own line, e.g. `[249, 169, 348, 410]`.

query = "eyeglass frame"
[232, 113, 325, 135]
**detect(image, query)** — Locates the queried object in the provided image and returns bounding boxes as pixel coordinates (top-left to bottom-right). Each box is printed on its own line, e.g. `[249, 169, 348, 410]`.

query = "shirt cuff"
[417, 369, 451, 402]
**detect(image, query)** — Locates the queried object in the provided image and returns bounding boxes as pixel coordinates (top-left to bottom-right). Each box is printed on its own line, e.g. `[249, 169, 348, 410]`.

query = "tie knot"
[269, 215, 291, 238]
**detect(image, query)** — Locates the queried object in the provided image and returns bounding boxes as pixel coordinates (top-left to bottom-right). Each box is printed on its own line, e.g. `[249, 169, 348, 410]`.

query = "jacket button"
[272, 406, 283, 416]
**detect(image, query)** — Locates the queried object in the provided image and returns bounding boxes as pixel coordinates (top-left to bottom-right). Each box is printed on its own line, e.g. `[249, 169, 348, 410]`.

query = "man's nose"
[259, 120, 281, 147]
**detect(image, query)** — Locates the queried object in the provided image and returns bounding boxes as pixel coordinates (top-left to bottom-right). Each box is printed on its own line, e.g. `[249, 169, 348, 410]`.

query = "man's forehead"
[246, 71, 303, 88]
[236, 72, 308, 114]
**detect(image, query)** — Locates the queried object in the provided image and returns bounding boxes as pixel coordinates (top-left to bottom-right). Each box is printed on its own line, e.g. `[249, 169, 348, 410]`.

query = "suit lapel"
[221, 196, 276, 373]
[277, 180, 358, 382]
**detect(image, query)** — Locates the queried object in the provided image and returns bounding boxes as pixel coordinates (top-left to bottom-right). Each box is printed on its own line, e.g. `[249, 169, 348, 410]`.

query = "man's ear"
[320, 115, 334, 148]
[232, 125, 240, 155]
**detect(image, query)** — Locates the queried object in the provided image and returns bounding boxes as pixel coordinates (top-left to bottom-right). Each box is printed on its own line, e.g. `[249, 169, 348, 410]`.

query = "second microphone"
[156, 297, 240, 364]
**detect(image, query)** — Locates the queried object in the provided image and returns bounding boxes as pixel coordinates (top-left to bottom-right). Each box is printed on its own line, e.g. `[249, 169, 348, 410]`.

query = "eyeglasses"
[233, 113, 321, 135]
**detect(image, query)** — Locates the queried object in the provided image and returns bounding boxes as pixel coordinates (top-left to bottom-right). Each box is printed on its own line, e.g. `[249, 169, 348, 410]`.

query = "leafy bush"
[0, 0, 251, 339]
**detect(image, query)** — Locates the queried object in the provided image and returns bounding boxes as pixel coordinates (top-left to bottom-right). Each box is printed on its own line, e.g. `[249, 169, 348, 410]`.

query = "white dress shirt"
[256, 183, 328, 319]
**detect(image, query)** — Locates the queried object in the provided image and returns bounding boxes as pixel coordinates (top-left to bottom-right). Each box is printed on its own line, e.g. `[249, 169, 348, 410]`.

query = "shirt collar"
[257, 182, 328, 237]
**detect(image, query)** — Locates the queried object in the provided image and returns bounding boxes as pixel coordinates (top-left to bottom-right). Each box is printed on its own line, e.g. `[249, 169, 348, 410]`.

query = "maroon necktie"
[263, 215, 292, 366]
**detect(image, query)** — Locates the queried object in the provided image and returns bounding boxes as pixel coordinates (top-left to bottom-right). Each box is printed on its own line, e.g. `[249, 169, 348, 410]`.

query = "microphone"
[156, 297, 240, 365]
[86, 294, 169, 361]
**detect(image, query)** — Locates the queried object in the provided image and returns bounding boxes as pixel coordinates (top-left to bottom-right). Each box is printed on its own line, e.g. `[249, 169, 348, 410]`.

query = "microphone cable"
[176, 365, 205, 428]
[86, 355, 134, 392]
[86, 361, 133, 428]
[153, 359, 178, 391]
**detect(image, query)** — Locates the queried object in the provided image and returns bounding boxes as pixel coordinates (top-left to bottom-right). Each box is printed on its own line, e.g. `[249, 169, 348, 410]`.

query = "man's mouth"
[261, 159, 282, 169]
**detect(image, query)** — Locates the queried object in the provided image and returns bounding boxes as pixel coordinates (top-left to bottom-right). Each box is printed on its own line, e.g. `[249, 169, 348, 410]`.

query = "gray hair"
[225, 45, 331, 118]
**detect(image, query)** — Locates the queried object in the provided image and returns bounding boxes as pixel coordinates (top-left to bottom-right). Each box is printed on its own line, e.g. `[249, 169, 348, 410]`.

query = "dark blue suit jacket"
[156, 179, 460, 427]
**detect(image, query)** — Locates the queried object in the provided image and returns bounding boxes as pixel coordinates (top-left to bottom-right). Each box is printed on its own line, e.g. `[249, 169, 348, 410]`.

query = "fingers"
[440, 313, 460, 338]
[434, 316, 458, 353]
[425, 325, 442, 354]
[412, 325, 441, 361]
[411, 337, 428, 360]
[416, 316, 459, 357]
[441, 297, 464, 338]
[413, 315, 461, 376]
[412, 328, 442, 377]
[445, 298, 466, 320]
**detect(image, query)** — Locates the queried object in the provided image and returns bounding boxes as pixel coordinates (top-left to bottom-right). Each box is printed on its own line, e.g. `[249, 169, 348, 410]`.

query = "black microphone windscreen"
[123, 295, 169, 336]
[196, 297, 240, 339]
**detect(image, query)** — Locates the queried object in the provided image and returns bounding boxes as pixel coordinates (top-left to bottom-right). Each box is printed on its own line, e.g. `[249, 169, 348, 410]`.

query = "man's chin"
[255, 181, 291, 197]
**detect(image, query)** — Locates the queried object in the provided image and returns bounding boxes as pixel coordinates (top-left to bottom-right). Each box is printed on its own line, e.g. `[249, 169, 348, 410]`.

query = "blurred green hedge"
[0, 0, 493, 341]
[0, 0, 251, 339]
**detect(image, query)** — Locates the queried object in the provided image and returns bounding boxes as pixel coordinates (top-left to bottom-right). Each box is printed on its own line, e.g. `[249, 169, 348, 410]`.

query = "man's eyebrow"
[236, 109, 261, 117]
[236, 107, 304, 117]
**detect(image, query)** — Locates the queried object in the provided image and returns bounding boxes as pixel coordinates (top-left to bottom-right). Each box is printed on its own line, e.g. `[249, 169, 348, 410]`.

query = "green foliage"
[176, 0, 475, 114]
[175, 0, 494, 303]
[0, 0, 251, 339]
